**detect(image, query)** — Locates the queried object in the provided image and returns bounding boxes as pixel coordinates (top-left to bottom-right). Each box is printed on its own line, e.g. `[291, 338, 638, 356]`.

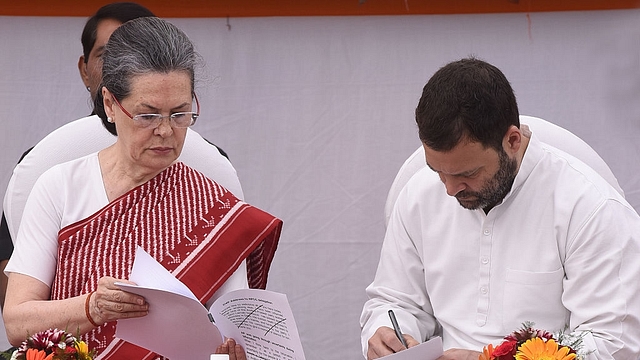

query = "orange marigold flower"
[479, 343, 495, 360]
[25, 349, 53, 360]
[515, 338, 577, 360]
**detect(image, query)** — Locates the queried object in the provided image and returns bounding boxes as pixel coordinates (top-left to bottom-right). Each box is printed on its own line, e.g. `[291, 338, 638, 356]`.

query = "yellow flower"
[515, 338, 576, 360]
[479, 343, 495, 360]
[75, 340, 94, 359]
[76, 340, 89, 354]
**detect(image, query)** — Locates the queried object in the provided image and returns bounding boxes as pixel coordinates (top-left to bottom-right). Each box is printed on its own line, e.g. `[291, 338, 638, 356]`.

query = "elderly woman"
[3, 17, 281, 359]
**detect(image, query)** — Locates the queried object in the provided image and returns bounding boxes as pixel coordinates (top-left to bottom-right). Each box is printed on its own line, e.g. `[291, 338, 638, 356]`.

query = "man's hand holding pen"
[366, 326, 419, 359]
[367, 325, 481, 360]
[388, 310, 408, 348]
[366, 311, 420, 360]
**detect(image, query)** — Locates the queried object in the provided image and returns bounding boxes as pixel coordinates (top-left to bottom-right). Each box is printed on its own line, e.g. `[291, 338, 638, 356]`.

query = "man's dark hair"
[415, 57, 520, 152]
[81, 2, 155, 62]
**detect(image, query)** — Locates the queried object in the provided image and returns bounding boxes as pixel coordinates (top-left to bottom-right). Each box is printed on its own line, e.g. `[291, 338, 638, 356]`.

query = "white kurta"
[6, 153, 247, 305]
[361, 134, 640, 359]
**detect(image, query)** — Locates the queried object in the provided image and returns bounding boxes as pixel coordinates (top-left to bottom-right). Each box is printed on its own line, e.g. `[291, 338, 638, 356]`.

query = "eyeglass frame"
[110, 91, 200, 128]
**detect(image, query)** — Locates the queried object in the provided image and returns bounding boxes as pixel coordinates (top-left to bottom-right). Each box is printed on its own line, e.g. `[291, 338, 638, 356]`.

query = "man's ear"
[78, 55, 90, 88]
[503, 125, 522, 155]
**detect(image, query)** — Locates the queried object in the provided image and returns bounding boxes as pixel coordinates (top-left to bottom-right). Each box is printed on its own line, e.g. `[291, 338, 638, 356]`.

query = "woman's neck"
[97, 145, 165, 201]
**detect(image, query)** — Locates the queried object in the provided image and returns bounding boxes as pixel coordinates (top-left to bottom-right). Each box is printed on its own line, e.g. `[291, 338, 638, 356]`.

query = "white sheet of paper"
[115, 247, 224, 359]
[210, 289, 306, 360]
[380, 336, 443, 360]
[127, 246, 197, 299]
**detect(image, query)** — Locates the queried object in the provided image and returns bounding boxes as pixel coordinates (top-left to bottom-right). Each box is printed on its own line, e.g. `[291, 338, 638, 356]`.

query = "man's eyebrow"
[426, 163, 479, 177]
[456, 169, 479, 177]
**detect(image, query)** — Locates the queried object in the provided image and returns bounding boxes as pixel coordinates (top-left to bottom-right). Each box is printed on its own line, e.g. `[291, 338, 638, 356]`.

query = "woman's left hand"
[215, 338, 246, 360]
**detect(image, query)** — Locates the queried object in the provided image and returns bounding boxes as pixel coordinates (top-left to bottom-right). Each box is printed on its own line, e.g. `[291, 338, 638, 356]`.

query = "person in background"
[0, 2, 233, 308]
[0, 217, 11, 309]
[4, 17, 281, 359]
[360, 57, 640, 359]
[78, 2, 155, 101]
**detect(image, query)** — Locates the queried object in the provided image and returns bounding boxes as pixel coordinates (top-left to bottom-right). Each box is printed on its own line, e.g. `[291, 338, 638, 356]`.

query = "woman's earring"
[86, 86, 91, 92]
[107, 117, 114, 123]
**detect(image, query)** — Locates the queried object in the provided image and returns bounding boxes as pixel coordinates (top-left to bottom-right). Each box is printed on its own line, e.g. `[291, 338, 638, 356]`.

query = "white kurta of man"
[360, 134, 640, 359]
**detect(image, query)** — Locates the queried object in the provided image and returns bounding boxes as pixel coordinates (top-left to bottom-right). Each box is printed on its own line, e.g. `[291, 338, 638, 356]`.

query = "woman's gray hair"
[95, 17, 201, 135]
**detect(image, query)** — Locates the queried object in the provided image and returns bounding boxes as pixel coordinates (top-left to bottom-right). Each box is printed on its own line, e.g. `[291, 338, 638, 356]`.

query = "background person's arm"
[0, 260, 8, 310]
[0, 214, 14, 310]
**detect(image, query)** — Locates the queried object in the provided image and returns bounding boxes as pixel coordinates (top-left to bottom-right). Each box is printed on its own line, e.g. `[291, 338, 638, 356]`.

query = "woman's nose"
[153, 117, 174, 137]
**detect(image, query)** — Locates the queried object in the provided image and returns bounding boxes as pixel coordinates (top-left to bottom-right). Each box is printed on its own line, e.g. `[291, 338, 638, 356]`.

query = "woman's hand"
[89, 276, 148, 325]
[215, 338, 247, 360]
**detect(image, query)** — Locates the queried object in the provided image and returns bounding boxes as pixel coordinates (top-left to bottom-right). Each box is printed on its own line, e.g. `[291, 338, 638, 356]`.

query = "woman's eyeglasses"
[111, 93, 200, 128]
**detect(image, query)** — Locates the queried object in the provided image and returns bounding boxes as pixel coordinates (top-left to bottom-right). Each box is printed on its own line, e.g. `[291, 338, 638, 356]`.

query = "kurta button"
[483, 229, 490, 235]
[481, 257, 489, 264]
[480, 287, 488, 294]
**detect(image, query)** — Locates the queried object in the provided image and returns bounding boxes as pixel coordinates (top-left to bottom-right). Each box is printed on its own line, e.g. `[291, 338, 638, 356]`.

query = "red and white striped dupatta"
[50, 162, 282, 359]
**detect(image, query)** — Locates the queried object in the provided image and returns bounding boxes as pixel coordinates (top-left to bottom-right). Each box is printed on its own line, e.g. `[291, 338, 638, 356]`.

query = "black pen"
[388, 309, 408, 349]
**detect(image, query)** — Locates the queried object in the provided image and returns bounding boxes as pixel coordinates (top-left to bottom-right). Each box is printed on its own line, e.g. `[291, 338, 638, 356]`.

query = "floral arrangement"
[479, 322, 590, 360]
[1, 329, 93, 360]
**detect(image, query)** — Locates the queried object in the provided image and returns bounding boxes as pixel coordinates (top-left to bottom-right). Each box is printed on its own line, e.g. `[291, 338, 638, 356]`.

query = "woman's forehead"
[127, 72, 192, 96]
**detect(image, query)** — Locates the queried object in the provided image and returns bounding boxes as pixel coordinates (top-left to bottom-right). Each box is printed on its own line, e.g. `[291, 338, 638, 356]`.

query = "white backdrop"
[1, 9, 639, 358]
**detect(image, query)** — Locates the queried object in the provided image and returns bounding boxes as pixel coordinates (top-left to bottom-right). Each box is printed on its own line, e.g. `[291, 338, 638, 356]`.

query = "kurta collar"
[487, 130, 545, 212]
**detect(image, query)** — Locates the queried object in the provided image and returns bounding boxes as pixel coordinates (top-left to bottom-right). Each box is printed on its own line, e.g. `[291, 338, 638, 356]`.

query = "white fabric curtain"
[1, 9, 639, 358]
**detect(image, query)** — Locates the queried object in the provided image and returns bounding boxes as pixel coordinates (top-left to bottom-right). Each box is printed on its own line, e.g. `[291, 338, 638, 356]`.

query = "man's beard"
[455, 149, 518, 211]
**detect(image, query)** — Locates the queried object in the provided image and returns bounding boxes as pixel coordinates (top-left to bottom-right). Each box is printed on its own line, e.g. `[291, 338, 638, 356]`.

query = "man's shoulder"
[530, 133, 625, 197]
[534, 139, 624, 201]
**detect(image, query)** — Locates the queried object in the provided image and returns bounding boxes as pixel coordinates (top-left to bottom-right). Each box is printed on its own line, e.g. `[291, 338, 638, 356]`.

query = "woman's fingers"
[215, 338, 247, 360]
[92, 276, 148, 323]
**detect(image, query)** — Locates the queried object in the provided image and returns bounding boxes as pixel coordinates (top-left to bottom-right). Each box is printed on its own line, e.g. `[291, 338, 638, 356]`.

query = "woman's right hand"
[89, 276, 149, 325]
[215, 338, 247, 360]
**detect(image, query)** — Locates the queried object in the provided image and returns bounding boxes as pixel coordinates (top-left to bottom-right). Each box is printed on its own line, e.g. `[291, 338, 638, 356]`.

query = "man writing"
[360, 58, 640, 359]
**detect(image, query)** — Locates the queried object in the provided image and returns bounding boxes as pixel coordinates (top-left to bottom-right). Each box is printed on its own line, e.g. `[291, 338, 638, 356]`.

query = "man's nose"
[439, 174, 466, 197]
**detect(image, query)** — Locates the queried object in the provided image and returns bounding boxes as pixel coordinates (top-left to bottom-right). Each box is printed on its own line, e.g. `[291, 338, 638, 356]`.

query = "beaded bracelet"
[85, 291, 100, 327]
